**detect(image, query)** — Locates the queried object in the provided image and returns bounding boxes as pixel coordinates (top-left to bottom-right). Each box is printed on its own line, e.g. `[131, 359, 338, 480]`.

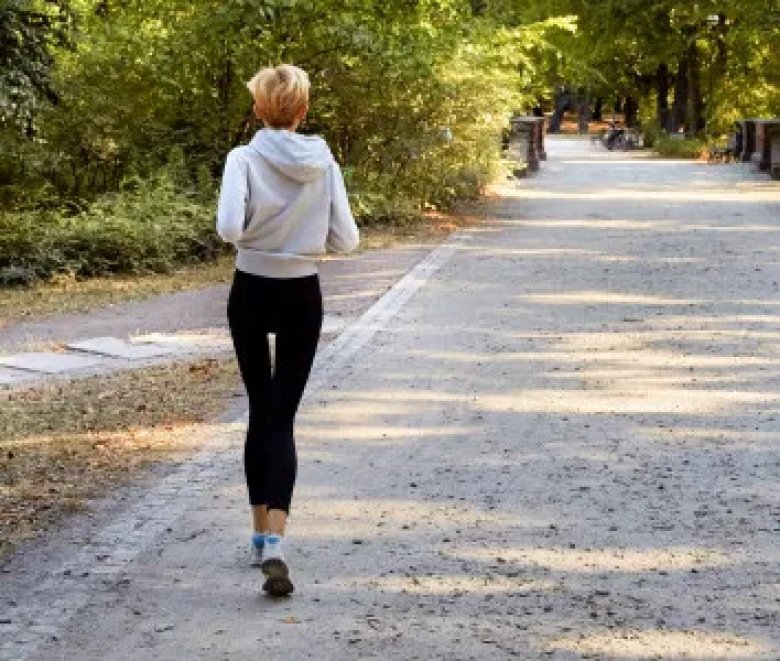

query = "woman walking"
[216, 64, 359, 597]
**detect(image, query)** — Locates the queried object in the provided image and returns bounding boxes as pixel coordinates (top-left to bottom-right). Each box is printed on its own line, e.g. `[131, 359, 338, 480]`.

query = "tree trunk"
[686, 39, 705, 136]
[232, 107, 256, 147]
[707, 12, 729, 130]
[655, 63, 669, 129]
[671, 53, 689, 133]
[714, 14, 728, 79]
[593, 97, 603, 121]
[216, 45, 234, 151]
[470, 0, 487, 15]
[624, 96, 639, 128]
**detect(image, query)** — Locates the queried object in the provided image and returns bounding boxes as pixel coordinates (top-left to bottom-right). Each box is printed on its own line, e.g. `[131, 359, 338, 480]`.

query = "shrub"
[640, 122, 661, 149]
[0, 176, 223, 286]
[654, 136, 707, 159]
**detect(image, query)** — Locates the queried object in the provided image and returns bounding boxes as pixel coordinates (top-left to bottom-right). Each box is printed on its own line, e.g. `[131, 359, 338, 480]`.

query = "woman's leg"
[264, 275, 323, 531]
[227, 272, 274, 517]
[252, 506, 269, 533]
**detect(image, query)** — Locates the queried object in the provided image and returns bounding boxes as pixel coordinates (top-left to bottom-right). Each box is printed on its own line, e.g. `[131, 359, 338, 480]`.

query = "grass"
[0, 358, 241, 560]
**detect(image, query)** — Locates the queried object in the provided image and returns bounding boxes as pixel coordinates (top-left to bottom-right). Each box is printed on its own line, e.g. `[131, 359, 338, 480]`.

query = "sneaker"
[250, 532, 265, 567]
[261, 534, 294, 597]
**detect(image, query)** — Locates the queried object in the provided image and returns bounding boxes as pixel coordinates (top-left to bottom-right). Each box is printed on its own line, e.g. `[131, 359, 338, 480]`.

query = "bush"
[349, 190, 422, 227]
[654, 136, 707, 159]
[640, 122, 661, 149]
[0, 176, 223, 286]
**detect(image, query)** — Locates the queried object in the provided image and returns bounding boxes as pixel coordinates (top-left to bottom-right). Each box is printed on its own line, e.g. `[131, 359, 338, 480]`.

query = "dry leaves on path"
[0, 358, 241, 560]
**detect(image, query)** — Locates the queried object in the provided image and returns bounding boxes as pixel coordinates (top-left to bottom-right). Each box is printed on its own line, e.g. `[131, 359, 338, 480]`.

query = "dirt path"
[2, 138, 779, 660]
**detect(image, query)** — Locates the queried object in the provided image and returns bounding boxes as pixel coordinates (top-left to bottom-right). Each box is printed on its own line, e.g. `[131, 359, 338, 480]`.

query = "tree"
[504, 0, 779, 137]
[0, 0, 73, 131]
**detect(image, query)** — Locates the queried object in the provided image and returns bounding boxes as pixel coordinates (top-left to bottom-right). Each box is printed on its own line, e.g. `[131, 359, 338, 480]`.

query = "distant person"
[216, 64, 359, 597]
[605, 121, 624, 150]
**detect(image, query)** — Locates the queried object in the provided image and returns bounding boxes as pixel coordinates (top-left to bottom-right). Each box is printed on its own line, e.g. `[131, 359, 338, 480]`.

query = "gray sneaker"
[261, 535, 294, 597]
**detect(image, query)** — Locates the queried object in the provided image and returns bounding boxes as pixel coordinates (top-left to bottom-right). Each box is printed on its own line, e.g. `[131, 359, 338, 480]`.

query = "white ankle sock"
[264, 534, 284, 559]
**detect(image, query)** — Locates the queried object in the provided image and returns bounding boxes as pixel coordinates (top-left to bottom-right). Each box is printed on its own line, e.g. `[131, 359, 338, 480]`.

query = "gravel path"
[0, 246, 434, 389]
[0, 246, 431, 354]
[2, 138, 779, 660]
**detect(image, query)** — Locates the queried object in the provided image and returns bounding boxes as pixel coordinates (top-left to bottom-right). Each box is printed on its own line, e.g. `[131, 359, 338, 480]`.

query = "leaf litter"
[0, 358, 241, 560]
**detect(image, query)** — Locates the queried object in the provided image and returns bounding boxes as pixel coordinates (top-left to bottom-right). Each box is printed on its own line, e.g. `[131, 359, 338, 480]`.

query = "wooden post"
[770, 129, 780, 181]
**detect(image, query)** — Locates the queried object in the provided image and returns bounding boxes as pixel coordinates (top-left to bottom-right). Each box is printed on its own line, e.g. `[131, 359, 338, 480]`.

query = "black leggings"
[227, 269, 323, 513]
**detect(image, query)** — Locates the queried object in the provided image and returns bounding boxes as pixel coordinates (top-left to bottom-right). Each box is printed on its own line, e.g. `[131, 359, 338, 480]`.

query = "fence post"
[769, 125, 780, 181]
[509, 116, 546, 173]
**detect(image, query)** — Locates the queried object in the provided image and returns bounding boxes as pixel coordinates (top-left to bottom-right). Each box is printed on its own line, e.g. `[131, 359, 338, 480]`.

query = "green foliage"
[349, 189, 423, 227]
[0, 176, 222, 285]
[0, 0, 73, 128]
[641, 123, 661, 148]
[4, 1, 777, 292]
[531, 1, 779, 137]
[3, 0, 577, 287]
[654, 136, 706, 159]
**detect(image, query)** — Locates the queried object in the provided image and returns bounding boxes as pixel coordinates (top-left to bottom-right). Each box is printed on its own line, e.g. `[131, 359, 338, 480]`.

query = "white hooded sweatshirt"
[216, 128, 359, 278]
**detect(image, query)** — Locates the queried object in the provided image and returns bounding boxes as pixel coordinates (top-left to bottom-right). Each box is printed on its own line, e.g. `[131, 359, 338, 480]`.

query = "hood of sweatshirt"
[248, 129, 334, 183]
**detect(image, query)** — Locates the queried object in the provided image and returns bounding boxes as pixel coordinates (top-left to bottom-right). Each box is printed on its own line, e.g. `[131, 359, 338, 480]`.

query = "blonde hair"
[246, 64, 310, 128]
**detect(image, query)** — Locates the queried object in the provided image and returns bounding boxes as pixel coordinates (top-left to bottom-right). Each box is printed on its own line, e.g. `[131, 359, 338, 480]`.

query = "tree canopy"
[1, 0, 777, 212]
[528, 0, 780, 135]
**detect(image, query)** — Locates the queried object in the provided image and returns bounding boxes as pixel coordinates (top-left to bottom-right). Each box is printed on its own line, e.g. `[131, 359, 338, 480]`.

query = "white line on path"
[0, 234, 469, 661]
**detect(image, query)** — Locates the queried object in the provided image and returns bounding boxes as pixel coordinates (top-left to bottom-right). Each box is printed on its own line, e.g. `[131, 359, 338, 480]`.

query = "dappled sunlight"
[447, 545, 732, 573]
[595, 254, 704, 264]
[545, 628, 773, 658]
[458, 245, 601, 256]
[290, 499, 518, 539]
[506, 188, 780, 203]
[404, 348, 780, 369]
[645, 314, 780, 327]
[235, 136, 780, 657]
[307, 389, 466, 404]
[492, 216, 780, 234]
[721, 300, 780, 307]
[299, 399, 429, 420]
[343, 574, 557, 596]
[635, 426, 778, 447]
[458, 245, 697, 263]
[326, 289, 389, 302]
[558, 159, 697, 166]
[546, 368, 780, 387]
[477, 388, 780, 415]
[516, 290, 702, 305]
[558, 328, 780, 344]
[675, 223, 780, 233]
[497, 218, 673, 230]
[285, 139, 778, 653]
[325, 269, 413, 281]
[1, 420, 242, 449]
[297, 423, 477, 443]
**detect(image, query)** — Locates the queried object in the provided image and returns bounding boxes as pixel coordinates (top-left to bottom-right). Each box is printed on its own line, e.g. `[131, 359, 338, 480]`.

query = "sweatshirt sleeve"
[216, 149, 248, 243]
[326, 162, 360, 253]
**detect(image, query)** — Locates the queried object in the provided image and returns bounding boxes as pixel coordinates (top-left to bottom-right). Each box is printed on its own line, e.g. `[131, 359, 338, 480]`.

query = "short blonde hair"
[246, 65, 310, 128]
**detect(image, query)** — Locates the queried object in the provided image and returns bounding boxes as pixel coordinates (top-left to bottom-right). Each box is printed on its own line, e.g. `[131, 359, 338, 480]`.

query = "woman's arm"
[216, 149, 249, 243]
[326, 162, 360, 253]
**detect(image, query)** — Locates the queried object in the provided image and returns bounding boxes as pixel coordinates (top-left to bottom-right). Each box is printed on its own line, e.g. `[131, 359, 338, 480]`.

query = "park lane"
[5, 137, 780, 660]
